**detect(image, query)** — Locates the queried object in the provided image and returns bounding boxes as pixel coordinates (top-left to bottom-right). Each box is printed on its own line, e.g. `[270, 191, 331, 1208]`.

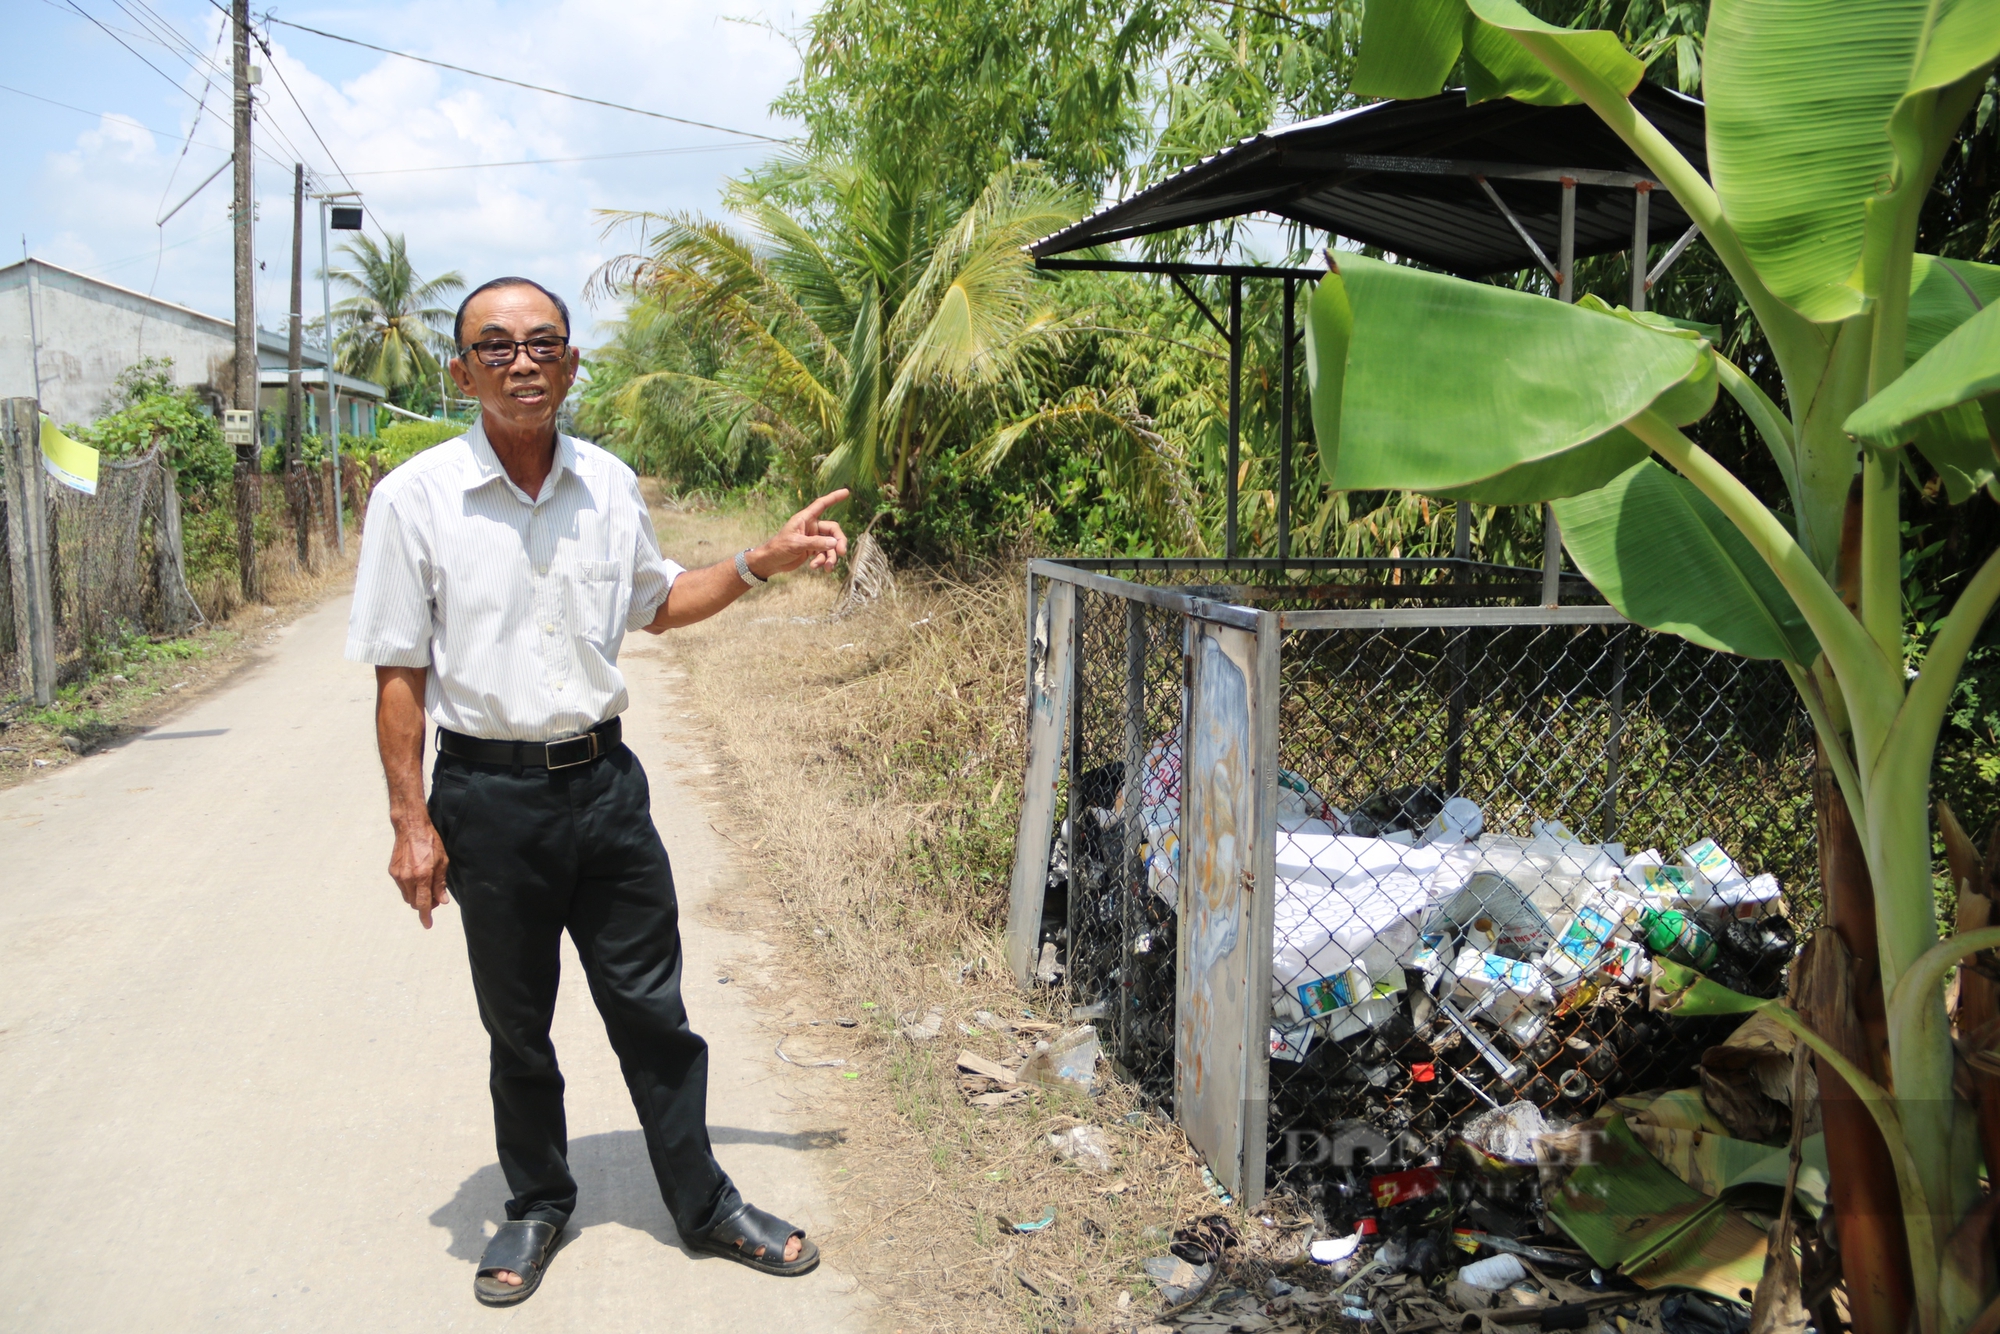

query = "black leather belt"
[437, 717, 621, 771]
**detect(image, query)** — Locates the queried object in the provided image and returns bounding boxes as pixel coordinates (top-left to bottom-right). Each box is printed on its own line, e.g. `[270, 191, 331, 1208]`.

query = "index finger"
[796, 489, 850, 525]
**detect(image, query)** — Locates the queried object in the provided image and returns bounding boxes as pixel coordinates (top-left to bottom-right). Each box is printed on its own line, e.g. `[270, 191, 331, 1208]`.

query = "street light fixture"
[312, 188, 362, 553]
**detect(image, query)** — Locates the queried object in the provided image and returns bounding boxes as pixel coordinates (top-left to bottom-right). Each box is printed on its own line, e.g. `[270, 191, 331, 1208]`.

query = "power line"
[0, 80, 227, 151]
[263, 16, 794, 144]
[248, 19, 353, 193]
[347, 142, 749, 176]
[57, 1, 298, 178]
[110, 0, 229, 81]
[95, 218, 235, 275]
[63, 0, 209, 111]
[114, 0, 324, 175]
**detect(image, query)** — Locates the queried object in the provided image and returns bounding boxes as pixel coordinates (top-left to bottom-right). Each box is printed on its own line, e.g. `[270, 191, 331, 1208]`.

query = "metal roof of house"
[256, 366, 386, 399]
[1028, 84, 1706, 277]
[254, 329, 385, 398]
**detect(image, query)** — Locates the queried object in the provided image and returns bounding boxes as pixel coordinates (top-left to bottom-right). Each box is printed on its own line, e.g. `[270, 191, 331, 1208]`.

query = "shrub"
[371, 417, 471, 467]
[66, 357, 232, 502]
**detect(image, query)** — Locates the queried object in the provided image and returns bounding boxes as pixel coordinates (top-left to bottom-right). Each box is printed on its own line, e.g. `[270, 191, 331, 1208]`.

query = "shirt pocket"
[570, 559, 627, 647]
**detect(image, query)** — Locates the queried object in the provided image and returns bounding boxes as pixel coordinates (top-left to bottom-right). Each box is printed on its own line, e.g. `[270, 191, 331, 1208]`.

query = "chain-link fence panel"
[1056, 585, 1191, 1108]
[1264, 616, 1813, 1195]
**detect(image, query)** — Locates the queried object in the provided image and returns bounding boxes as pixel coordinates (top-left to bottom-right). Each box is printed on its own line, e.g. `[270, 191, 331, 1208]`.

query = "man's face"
[448, 285, 579, 439]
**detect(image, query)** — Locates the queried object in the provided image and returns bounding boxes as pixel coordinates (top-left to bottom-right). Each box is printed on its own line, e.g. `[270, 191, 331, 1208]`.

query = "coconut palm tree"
[326, 233, 464, 399]
[588, 158, 1198, 546]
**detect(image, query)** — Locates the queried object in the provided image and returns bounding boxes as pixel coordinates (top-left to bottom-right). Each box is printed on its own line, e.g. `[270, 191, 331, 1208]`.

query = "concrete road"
[0, 596, 875, 1333]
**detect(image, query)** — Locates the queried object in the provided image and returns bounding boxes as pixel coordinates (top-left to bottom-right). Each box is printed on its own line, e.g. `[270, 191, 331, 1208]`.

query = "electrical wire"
[249, 19, 353, 192]
[58, 1, 298, 178]
[94, 219, 235, 276]
[262, 15, 793, 143]
[106, 0, 324, 175]
[0, 80, 227, 151]
[140, 15, 226, 360]
[109, 0, 230, 81]
[154, 17, 225, 210]
[63, 0, 212, 110]
[346, 143, 748, 175]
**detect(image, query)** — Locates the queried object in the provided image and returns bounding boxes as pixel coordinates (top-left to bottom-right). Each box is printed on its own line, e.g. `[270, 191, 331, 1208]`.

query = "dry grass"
[652, 498, 1238, 1332]
[0, 528, 358, 788]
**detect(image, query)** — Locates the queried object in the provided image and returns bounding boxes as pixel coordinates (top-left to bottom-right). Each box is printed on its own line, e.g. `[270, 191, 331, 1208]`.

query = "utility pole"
[2, 401, 55, 706]
[230, 0, 261, 601]
[315, 190, 362, 554]
[285, 163, 310, 571]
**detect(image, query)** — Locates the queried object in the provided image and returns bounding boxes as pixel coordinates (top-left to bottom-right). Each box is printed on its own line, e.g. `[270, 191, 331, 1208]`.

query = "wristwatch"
[734, 549, 767, 587]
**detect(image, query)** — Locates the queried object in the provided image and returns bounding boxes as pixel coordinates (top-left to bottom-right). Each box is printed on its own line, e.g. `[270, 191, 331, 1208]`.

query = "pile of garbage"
[1124, 742, 1797, 1106]
[1132, 1077, 1827, 1333]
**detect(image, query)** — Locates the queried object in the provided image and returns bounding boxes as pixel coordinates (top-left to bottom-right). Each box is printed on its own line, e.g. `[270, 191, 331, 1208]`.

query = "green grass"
[15, 625, 216, 738]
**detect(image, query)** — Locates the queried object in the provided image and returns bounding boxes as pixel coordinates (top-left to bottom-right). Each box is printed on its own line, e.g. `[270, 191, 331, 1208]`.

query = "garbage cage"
[1005, 558, 1818, 1208]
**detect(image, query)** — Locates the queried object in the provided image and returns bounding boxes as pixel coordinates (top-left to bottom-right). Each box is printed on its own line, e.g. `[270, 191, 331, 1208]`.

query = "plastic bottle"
[1458, 1252, 1528, 1290]
[1638, 906, 1721, 970]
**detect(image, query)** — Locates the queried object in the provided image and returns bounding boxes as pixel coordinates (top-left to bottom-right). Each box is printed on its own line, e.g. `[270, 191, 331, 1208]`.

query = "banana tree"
[1304, 5, 2000, 1333]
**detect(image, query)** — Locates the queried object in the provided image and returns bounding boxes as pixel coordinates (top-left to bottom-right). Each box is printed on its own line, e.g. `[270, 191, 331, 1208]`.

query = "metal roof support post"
[1226, 275, 1242, 561]
[1646, 224, 1701, 291]
[1445, 495, 1472, 794]
[1557, 175, 1576, 303]
[1631, 181, 1651, 313]
[1278, 277, 1294, 562]
[1544, 177, 1575, 608]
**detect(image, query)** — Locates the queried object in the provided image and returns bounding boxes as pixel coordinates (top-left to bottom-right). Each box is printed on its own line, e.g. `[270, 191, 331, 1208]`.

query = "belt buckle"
[544, 732, 597, 770]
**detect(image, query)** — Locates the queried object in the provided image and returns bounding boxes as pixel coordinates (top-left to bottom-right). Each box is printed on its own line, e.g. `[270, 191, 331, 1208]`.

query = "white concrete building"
[0, 257, 383, 438]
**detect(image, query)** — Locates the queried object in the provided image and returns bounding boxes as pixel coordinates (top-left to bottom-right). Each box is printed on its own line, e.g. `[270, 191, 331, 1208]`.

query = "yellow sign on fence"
[38, 415, 99, 496]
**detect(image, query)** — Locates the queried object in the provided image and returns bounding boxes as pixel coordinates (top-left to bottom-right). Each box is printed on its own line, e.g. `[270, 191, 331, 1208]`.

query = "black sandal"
[686, 1201, 820, 1277]
[474, 1219, 562, 1306]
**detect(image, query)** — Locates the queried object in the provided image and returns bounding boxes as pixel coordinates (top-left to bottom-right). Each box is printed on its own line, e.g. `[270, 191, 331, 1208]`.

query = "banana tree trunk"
[1814, 746, 1916, 1334]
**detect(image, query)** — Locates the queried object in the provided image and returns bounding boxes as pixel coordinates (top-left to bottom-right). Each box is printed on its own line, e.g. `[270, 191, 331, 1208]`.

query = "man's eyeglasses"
[461, 336, 569, 368]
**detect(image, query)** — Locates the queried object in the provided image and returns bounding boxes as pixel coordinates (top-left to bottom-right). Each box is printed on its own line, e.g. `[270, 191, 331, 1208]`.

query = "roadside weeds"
[653, 500, 1223, 1333]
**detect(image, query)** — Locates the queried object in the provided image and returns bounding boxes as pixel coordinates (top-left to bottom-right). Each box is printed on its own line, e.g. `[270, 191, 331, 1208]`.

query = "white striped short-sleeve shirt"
[343, 420, 685, 741]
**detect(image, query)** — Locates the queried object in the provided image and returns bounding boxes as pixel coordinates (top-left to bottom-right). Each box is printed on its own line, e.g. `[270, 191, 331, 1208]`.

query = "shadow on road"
[428, 1126, 847, 1265]
[712, 1124, 847, 1151]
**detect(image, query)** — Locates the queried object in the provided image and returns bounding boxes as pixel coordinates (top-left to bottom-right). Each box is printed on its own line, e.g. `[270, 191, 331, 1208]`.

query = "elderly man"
[346, 276, 843, 1305]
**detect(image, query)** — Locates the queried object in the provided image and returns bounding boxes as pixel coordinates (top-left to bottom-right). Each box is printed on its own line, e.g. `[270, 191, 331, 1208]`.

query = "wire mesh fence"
[1031, 559, 1817, 1199]
[1, 442, 371, 699]
[2, 444, 200, 693]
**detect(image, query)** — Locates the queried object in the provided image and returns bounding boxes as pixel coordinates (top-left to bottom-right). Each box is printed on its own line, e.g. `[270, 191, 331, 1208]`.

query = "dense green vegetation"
[572, 0, 1721, 566]
[367, 417, 469, 467]
[569, 0, 2000, 839]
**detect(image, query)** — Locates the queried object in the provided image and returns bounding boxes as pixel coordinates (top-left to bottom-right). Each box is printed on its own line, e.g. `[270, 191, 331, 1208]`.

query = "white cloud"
[19, 0, 809, 347]
[243, 2, 806, 342]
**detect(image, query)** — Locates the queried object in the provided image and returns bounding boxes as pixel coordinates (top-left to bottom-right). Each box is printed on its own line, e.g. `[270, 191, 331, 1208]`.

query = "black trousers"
[428, 742, 741, 1237]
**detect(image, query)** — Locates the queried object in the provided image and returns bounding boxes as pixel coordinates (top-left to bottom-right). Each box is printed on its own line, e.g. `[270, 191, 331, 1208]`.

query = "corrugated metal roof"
[1028, 86, 1706, 278]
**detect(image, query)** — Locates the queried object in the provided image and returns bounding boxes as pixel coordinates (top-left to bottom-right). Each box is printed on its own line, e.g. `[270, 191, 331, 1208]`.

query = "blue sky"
[3, 0, 809, 343]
